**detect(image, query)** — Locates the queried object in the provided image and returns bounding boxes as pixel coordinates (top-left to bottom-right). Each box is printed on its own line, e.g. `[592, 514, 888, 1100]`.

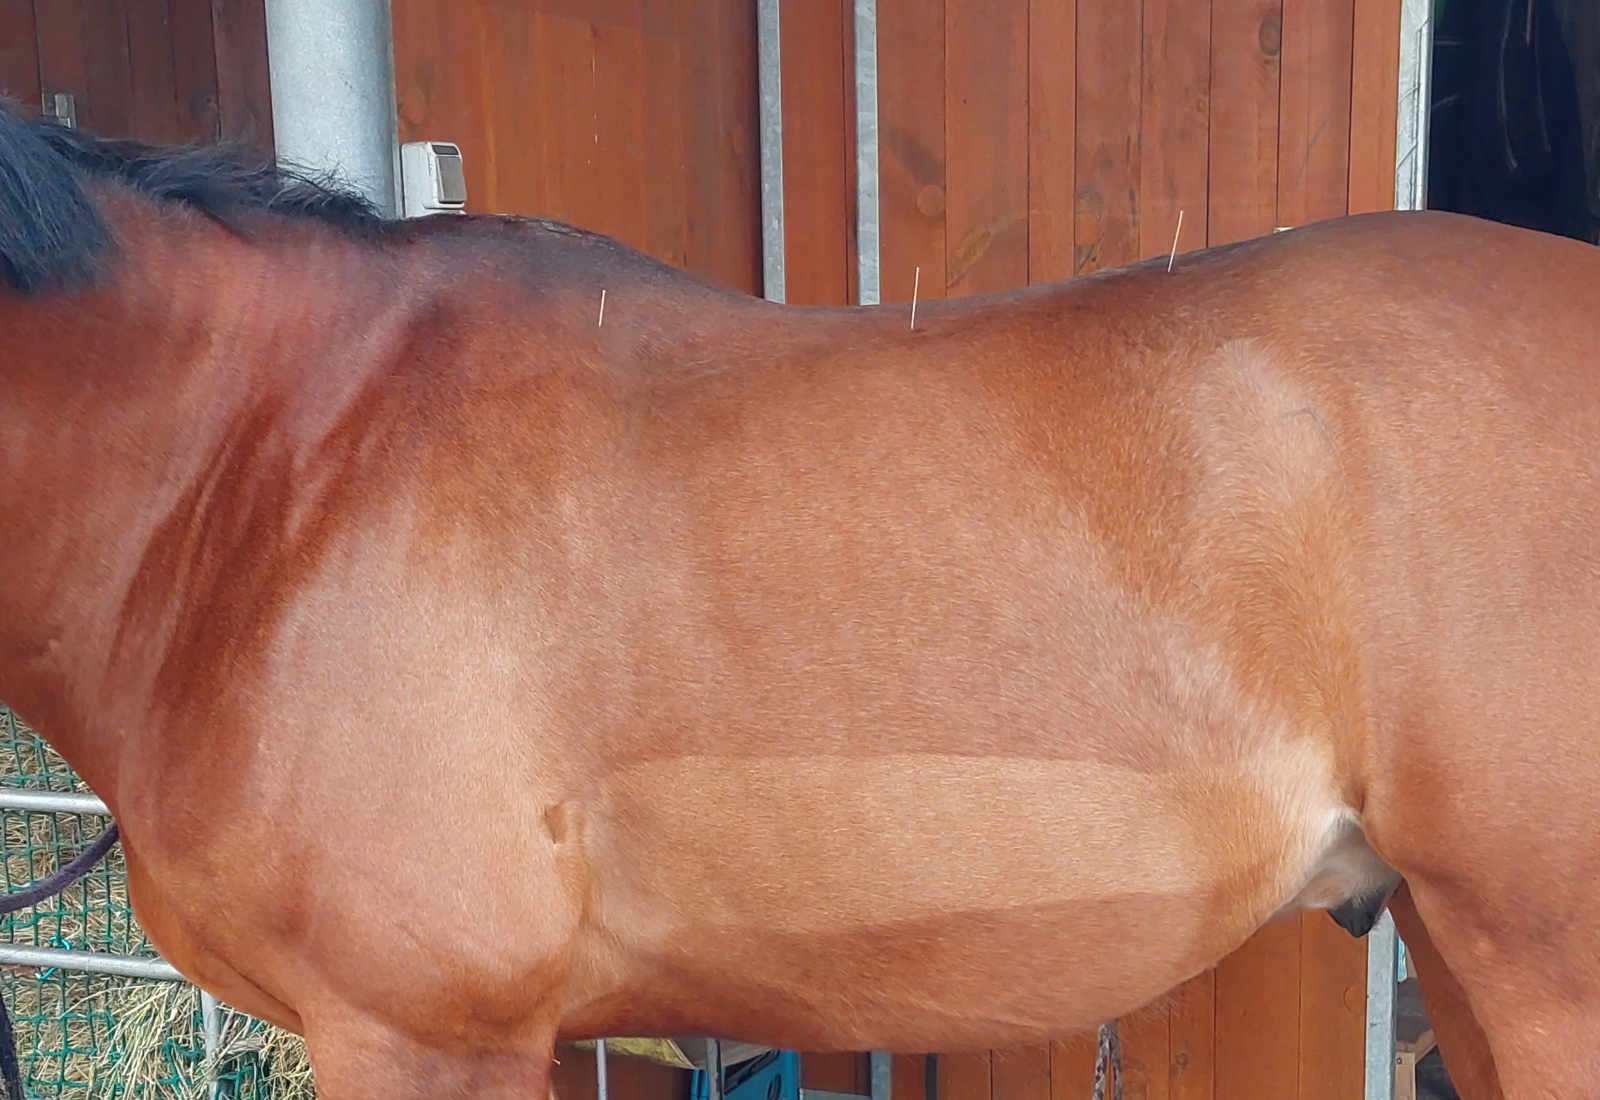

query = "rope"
[1093, 1019, 1122, 1100]
[0, 824, 118, 917]
[0, 822, 121, 1100]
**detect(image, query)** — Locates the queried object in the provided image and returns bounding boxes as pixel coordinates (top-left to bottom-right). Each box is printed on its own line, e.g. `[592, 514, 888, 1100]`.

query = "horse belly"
[568, 746, 1339, 1051]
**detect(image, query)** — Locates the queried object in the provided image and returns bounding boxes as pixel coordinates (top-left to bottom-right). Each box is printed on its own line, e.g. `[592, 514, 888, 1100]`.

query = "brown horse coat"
[1, 111, 1594, 1098]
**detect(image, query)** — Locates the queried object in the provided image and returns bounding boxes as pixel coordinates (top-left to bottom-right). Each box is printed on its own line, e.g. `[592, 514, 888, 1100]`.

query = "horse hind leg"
[1388, 882, 1505, 1100]
[1395, 872, 1600, 1100]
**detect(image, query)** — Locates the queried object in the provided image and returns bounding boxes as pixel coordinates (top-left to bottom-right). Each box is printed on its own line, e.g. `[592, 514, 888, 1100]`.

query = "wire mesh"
[0, 706, 314, 1098]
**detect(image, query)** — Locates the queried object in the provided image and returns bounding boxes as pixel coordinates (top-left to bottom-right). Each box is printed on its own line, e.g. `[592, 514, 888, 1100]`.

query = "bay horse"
[0, 101, 1590, 1100]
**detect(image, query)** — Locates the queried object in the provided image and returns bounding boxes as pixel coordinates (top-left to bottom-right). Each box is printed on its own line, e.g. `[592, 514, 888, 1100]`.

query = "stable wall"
[781, 0, 1403, 305]
[0, 0, 272, 146]
[391, 0, 765, 297]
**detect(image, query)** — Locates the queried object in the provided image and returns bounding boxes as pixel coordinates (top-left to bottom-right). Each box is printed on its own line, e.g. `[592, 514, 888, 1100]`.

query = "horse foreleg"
[1389, 882, 1505, 1100]
[303, 1006, 559, 1100]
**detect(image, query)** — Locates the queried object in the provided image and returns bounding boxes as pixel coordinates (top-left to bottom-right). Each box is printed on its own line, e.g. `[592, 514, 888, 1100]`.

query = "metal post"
[1365, 910, 1399, 1100]
[707, 1039, 725, 1100]
[853, 0, 880, 306]
[0, 789, 108, 815]
[264, 0, 400, 216]
[596, 1038, 609, 1100]
[0, 944, 182, 981]
[1395, 0, 1434, 211]
[756, 0, 786, 303]
[869, 1051, 892, 1100]
[202, 991, 224, 1100]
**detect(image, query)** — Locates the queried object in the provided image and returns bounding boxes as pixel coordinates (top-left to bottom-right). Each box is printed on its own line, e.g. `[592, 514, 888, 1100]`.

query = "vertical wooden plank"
[710, 0, 760, 294]
[1048, 1032, 1096, 1100]
[125, 0, 181, 142]
[595, 15, 649, 250]
[542, 0, 637, 28]
[640, 25, 689, 268]
[779, 0, 850, 304]
[676, 0, 723, 283]
[81, 0, 134, 135]
[478, 0, 538, 214]
[0, 0, 40, 104]
[803, 1054, 869, 1095]
[939, 1052, 992, 1100]
[1297, 911, 1368, 1100]
[944, 0, 1027, 295]
[1073, 0, 1142, 274]
[453, 2, 499, 212]
[1027, 0, 1075, 283]
[390, 0, 439, 146]
[893, 1054, 931, 1100]
[1138, 0, 1211, 260]
[1168, 972, 1216, 1100]
[1346, 0, 1400, 213]
[677, 0, 760, 293]
[551, 1048, 691, 1100]
[211, 0, 273, 146]
[1277, 0, 1354, 225]
[1122, 1011, 1171, 1100]
[992, 1047, 1050, 1100]
[506, 1, 548, 215]
[878, 0, 945, 301]
[540, 15, 605, 231]
[1207, 0, 1282, 243]
[169, 0, 221, 142]
[1215, 919, 1302, 1100]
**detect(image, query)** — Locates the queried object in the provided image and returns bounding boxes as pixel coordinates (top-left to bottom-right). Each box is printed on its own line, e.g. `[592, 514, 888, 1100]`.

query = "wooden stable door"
[390, 0, 764, 297]
[777, 0, 1403, 306]
[0, 0, 272, 147]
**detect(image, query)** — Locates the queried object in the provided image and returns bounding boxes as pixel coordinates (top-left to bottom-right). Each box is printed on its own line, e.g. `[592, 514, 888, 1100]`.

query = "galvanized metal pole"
[869, 1051, 892, 1100]
[756, 0, 786, 303]
[0, 944, 183, 981]
[0, 789, 108, 815]
[1394, 0, 1434, 211]
[853, 0, 880, 306]
[707, 1039, 725, 1100]
[264, 0, 400, 216]
[1364, 910, 1399, 1100]
[202, 991, 224, 1100]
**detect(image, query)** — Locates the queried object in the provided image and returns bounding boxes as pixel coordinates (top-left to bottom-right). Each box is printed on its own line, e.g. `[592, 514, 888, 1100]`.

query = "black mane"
[0, 100, 386, 295]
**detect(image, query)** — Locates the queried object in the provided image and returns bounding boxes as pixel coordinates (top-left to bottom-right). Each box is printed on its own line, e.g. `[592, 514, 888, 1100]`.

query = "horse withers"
[1, 102, 1594, 1099]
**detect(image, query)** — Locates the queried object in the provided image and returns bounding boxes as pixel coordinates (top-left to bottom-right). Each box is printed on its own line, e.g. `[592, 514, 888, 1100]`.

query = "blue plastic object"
[691, 1050, 800, 1100]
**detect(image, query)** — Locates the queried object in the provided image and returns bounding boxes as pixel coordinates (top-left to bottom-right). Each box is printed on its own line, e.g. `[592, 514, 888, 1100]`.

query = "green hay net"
[0, 706, 313, 1099]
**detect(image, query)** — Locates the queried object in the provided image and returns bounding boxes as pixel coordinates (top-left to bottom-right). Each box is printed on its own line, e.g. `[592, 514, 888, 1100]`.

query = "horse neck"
[0, 213, 392, 799]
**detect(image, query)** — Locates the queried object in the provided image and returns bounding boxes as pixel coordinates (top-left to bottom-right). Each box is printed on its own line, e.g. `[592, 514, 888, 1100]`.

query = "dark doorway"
[1427, 0, 1600, 242]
